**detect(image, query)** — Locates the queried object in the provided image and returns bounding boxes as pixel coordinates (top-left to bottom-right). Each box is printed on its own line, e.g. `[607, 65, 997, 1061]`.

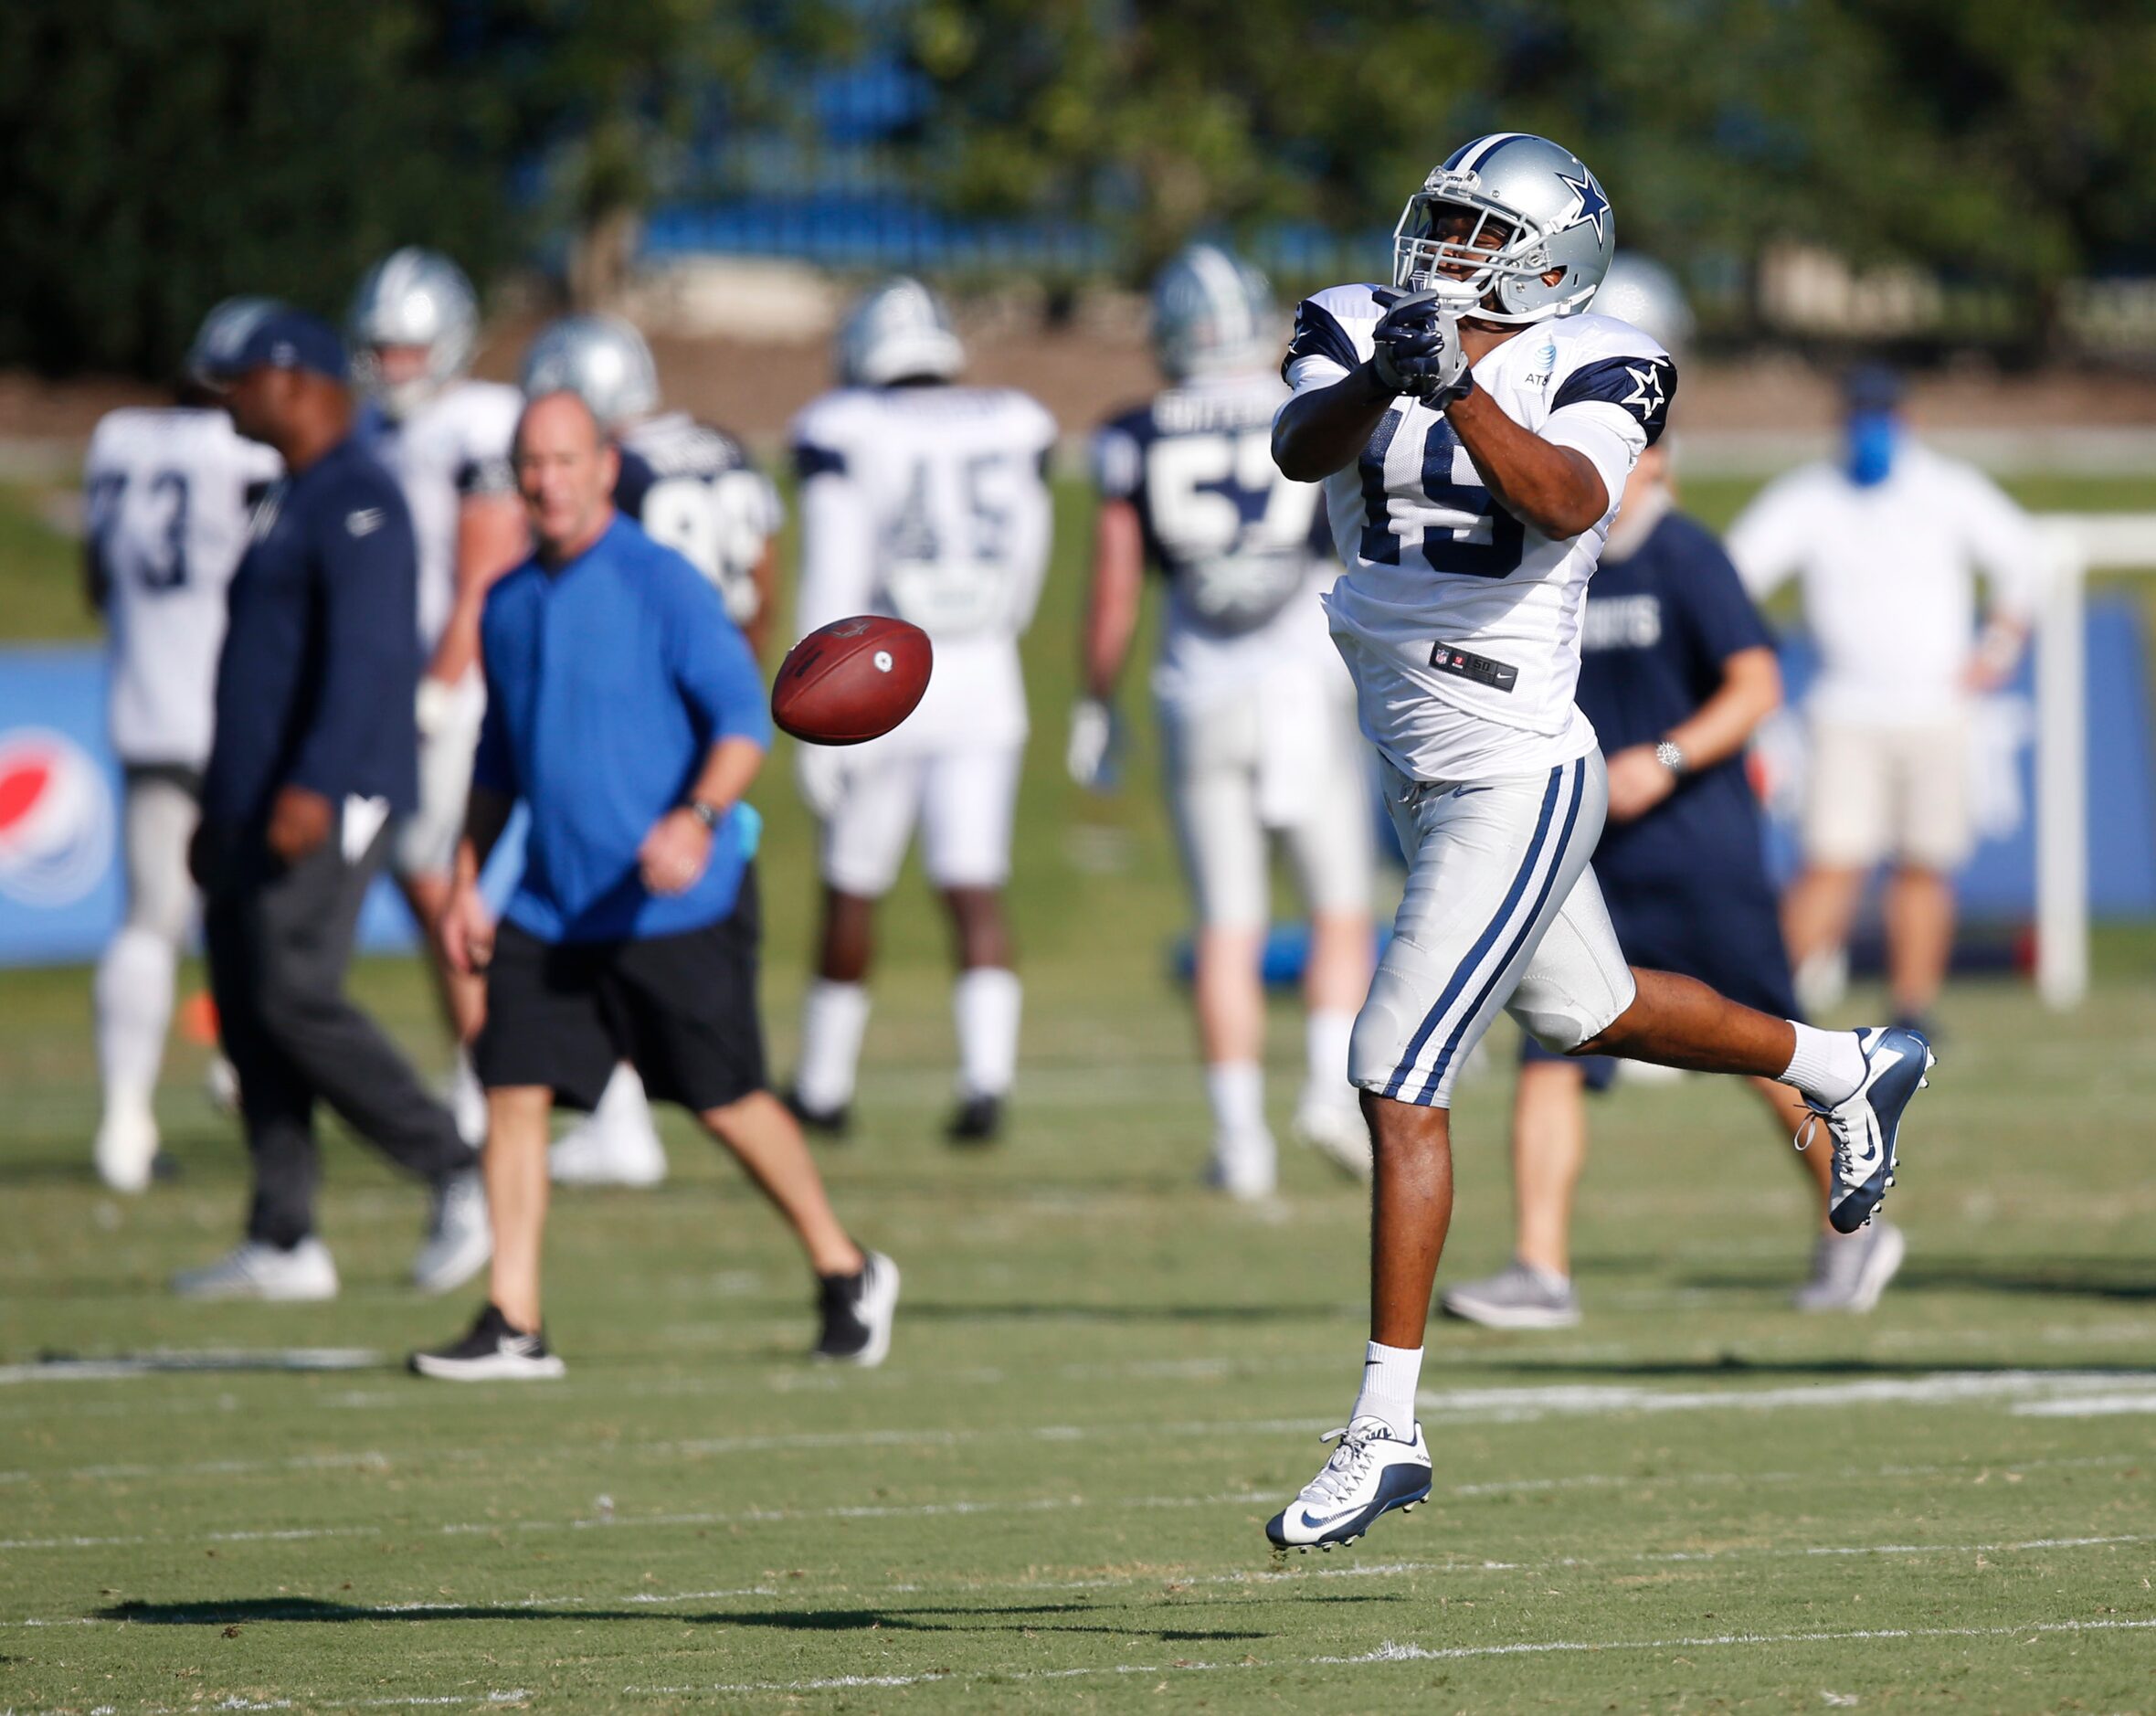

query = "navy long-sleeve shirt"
[202, 436, 422, 832]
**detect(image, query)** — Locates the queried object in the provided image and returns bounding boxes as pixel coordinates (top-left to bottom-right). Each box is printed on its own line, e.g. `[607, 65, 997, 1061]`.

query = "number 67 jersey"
[1283, 284, 1675, 781]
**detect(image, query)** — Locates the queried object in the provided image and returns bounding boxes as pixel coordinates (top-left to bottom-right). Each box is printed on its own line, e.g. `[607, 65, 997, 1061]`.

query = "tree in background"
[0, 0, 510, 376]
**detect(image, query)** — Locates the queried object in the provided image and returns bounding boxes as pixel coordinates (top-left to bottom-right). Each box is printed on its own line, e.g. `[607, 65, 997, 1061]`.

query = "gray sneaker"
[172, 1237, 339, 1301]
[1792, 1220, 1906, 1313]
[412, 1170, 491, 1296]
[1441, 1260, 1580, 1329]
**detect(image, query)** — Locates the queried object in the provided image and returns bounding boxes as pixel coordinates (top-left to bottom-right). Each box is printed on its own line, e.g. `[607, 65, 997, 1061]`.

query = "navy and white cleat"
[1264, 1416, 1432, 1552]
[1797, 1025, 1934, 1234]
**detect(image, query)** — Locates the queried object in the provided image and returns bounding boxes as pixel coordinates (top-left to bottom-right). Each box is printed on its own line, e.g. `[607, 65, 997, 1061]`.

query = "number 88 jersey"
[1283, 283, 1674, 778]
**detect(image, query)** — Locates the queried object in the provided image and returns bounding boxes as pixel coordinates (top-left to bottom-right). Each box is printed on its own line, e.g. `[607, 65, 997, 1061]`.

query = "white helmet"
[519, 314, 661, 432]
[1592, 253, 1695, 361]
[1393, 133, 1614, 325]
[347, 248, 479, 418]
[1150, 244, 1277, 382]
[837, 277, 964, 387]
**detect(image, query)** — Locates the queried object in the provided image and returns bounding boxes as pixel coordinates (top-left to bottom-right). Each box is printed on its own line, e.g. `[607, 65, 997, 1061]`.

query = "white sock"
[953, 967, 1021, 1100]
[1781, 1022, 1866, 1107]
[797, 980, 871, 1112]
[592, 1062, 657, 1141]
[1205, 1061, 1266, 1139]
[1300, 1009, 1358, 1111]
[1350, 1340, 1423, 1438]
[95, 926, 175, 1130]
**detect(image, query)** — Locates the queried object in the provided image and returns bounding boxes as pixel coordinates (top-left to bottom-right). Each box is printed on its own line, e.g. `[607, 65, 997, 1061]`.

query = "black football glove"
[1369, 287, 1474, 407]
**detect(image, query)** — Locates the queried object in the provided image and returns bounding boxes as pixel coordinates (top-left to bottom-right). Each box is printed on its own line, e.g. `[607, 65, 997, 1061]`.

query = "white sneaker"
[172, 1238, 339, 1301]
[411, 1170, 491, 1295]
[548, 1118, 668, 1187]
[1265, 1416, 1432, 1552]
[1202, 1130, 1277, 1201]
[93, 1107, 159, 1194]
[1793, 1220, 1907, 1313]
[203, 1055, 241, 1118]
[1292, 1098, 1371, 1181]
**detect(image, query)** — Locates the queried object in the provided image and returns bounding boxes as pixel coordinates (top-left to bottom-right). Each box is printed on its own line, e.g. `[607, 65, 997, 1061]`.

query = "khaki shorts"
[1802, 714, 1972, 872]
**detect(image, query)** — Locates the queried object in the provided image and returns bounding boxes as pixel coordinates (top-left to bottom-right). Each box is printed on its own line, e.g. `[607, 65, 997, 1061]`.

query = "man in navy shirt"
[412, 390, 898, 1379]
[1442, 261, 1904, 1329]
[175, 310, 488, 1304]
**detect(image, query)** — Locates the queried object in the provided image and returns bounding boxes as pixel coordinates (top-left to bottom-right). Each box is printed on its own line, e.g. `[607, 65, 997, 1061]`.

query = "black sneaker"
[785, 1088, 852, 1139]
[408, 1304, 566, 1381]
[946, 1094, 1003, 1146]
[813, 1250, 900, 1367]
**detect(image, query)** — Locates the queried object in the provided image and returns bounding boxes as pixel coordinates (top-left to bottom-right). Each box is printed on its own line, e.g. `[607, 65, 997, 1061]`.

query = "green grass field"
[2, 461, 2154, 1711]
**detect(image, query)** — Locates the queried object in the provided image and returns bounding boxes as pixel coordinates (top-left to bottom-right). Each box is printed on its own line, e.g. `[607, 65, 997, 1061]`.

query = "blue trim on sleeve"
[793, 442, 847, 482]
[1285, 298, 1360, 378]
[1550, 355, 1678, 447]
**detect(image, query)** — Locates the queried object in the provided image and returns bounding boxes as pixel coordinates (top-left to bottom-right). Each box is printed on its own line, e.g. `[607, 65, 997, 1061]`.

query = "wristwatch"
[682, 797, 725, 830]
[1654, 738, 1688, 776]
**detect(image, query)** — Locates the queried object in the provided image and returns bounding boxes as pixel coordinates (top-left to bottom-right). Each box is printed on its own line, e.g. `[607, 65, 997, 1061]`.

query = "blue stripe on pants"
[1418, 756, 1588, 1103]
[1380, 763, 1565, 1101]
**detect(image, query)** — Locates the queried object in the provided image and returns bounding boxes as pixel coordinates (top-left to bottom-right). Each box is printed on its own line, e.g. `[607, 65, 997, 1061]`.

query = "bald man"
[412, 392, 899, 1379]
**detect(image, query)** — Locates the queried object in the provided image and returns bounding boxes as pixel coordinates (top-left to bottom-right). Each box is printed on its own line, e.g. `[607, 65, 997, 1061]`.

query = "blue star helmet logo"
[1557, 169, 1610, 247]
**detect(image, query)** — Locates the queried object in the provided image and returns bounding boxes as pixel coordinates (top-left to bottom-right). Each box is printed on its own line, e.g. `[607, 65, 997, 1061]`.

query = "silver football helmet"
[1393, 133, 1614, 324]
[185, 296, 282, 389]
[346, 248, 479, 418]
[837, 276, 963, 387]
[519, 314, 661, 432]
[1151, 244, 1278, 381]
[1591, 253, 1694, 360]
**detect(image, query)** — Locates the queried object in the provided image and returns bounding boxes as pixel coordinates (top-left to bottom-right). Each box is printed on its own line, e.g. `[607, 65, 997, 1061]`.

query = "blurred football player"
[1439, 256, 1897, 1332]
[348, 249, 528, 1145]
[1263, 134, 1935, 1552]
[1073, 245, 1374, 1198]
[82, 298, 284, 1192]
[1727, 366, 2043, 1035]
[517, 312, 787, 1186]
[787, 279, 1057, 1144]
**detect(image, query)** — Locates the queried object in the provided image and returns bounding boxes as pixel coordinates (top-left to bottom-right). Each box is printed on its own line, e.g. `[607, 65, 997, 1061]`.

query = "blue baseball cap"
[197, 308, 347, 383]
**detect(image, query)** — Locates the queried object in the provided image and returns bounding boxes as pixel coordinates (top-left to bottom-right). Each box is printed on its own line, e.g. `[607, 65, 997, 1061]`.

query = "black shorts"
[475, 872, 766, 1114]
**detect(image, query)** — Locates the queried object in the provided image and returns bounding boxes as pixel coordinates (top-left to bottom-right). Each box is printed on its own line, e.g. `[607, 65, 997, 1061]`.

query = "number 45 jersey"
[1283, 285, 1675, 781]
[789, 385, 1057, 753]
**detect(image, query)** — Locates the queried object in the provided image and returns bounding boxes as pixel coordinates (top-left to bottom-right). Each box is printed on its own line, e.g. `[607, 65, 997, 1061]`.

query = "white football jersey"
[354, 378, 522, 650]
[790, 385, 1057, 751]
[84, 407, 283, 768]
[617, 410, 783, 627]
[1093, 369, 1338, 712]
[1283, 286, 1675, 780]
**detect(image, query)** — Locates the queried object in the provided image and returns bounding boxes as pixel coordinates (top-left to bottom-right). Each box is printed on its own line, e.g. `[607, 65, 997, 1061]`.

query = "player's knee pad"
[1515, 1005, 1594, 1056]
[1346, 962, 1422, 1098]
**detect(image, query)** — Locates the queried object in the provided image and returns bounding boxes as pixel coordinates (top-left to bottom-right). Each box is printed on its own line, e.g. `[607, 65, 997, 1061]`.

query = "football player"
[1439, 255, 1901, 1331]
[348, 249, 528, 1144]
[515, 312, 786, 1187]
[521, 313, 784, 660]
[1263, 134, 1935, 1553]
[787, 279, 1057, 1144]
[1073, 245, 1374, 1198]
[83, 298, 284, 1192]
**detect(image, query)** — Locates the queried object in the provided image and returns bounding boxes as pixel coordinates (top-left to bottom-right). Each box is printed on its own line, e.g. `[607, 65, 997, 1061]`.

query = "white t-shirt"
[1725, 442, 2045, 727]
[83, 406, 283, 768]
[789, 384, 1058, 753]
[1282, 287, 1675, 781]
[618, 410, 784, 627]
[354, 379, 522, 651]
[1093, 369, 1342, 714]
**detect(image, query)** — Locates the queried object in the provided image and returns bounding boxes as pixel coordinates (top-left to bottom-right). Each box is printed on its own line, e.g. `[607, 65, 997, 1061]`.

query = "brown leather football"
[771, 615, 933, 745]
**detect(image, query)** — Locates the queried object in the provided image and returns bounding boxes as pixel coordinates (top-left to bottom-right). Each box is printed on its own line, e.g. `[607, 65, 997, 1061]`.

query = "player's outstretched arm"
[1445, 387, 1609, 540]
[1273, 364, 1396, 483]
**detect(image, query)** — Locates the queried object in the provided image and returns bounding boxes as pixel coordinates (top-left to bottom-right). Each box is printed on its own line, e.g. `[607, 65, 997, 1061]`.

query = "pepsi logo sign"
[0, 729, 114, 906]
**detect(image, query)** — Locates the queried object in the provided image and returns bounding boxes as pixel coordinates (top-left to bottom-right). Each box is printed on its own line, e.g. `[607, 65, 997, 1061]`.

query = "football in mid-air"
[771, 615, 933, 746]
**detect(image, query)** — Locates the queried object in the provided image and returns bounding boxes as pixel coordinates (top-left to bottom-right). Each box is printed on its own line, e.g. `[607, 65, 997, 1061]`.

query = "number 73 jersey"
[1283, 284, 1675, 778]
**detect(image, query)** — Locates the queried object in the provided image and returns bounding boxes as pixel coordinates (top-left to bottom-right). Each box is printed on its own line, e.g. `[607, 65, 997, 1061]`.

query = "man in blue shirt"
[174, 309, 488, 1305]
[412, 389, 898, 1379]
[1442, 262, 1904, 1329]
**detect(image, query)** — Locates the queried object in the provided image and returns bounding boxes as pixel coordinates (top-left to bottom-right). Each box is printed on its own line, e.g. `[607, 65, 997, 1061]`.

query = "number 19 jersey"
[1283, 285, 1675, 780]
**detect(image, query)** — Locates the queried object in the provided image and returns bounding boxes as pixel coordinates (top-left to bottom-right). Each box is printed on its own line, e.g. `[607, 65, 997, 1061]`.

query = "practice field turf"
[3, 462, 2154, 1711]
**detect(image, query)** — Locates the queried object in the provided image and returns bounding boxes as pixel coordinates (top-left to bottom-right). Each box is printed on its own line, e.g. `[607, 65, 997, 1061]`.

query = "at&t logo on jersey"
[0, 730, 115, 907]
